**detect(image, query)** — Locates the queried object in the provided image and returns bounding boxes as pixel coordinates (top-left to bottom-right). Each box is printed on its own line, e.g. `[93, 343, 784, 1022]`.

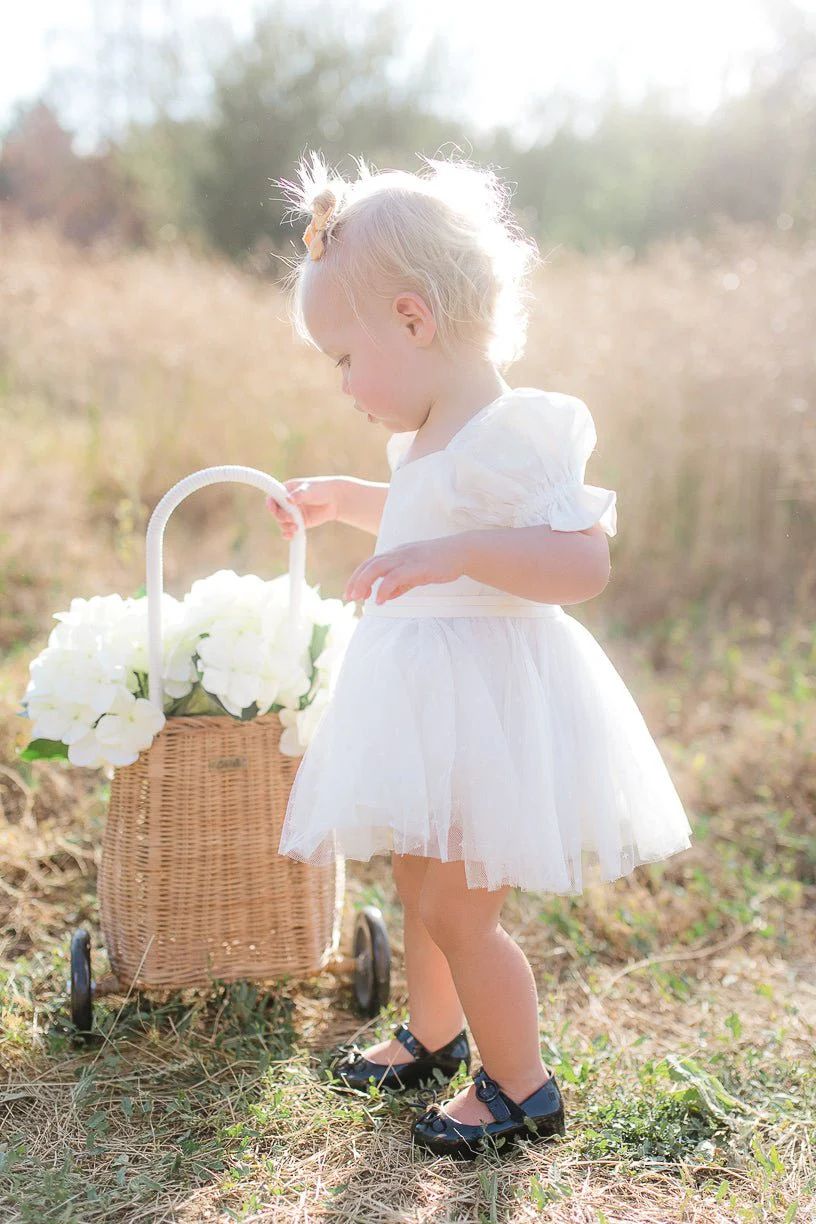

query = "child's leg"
[418, 858, 552, 1124]
[353, 852, 466, 1066]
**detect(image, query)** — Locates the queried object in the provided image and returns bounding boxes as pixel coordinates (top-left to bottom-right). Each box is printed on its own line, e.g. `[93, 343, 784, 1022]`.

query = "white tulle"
[277, 387, 691, 893]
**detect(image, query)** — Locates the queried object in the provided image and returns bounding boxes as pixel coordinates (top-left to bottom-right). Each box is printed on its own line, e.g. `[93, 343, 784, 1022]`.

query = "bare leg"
[354, 853, 467, 1066]
[418, 859, 552, 1125]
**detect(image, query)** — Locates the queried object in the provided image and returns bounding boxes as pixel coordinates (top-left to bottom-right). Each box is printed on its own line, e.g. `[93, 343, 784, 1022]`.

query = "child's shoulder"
[385, 387, 596, 475]
[444, 386, 616, 536]
[464, 387, 596, 458]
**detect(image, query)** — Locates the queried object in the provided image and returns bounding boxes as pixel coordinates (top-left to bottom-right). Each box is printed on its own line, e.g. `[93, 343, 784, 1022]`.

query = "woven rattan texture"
[99, 713, 344, 988]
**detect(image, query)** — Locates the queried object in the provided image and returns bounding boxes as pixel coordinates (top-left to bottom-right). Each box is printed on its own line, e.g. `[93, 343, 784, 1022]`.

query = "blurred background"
[1, 0, 814, 639]
[2, 6, 815, 1216]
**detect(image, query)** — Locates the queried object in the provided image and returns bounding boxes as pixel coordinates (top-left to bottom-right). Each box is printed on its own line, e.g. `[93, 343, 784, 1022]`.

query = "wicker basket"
[97, 464, 344, 990]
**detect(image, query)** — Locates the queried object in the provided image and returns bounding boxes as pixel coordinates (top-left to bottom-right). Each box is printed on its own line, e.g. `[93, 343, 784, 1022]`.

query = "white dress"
[277, 387, 693, 894]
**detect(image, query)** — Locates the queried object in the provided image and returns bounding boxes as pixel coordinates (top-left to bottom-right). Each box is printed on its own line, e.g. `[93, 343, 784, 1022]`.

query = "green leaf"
[662, 1054, 747, 1122]
[751, 1131, 773, 1173]
[724, 1012, 742, 1039]
[168, 683, 232, 717]
[309, 621, 331, 668]
[17, 738, 70, 762]
[768, 1143, 786, 1175]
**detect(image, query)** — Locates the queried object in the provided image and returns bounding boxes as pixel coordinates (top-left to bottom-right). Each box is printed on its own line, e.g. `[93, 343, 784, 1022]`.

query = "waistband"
[361, 594, 567, 619]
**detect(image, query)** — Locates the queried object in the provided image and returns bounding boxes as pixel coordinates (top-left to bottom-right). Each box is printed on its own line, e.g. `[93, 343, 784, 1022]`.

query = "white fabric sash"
[362, 594, 567, 619]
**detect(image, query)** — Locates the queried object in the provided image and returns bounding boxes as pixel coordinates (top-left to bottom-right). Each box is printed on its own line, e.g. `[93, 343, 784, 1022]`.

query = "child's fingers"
[266, 490, 296, 510]
[266, 494, 307, 543]
[266, 487, 303, 521]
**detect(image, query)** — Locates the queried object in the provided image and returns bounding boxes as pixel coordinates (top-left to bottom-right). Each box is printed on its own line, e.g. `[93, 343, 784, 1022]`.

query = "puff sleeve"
[385, 429, 417, 474]
[447, 389, 617, 536]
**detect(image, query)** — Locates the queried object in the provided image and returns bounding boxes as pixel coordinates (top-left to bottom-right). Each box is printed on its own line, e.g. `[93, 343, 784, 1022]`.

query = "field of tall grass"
[1, 220, 814, 1220]
[1, 219, 814, 648]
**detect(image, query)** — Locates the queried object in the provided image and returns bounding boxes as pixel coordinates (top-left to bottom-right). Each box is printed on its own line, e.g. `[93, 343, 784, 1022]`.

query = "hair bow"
[303, 194, 337, 261]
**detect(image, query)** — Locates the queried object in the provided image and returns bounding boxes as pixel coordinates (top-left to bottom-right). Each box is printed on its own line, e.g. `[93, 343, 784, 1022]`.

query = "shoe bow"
[416, 1105, 448, 1133]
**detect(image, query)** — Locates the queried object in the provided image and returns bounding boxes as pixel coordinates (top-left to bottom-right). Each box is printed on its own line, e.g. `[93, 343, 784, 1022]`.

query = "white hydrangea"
[69, 687, 167, 768]
[20, 570, 358, 770]
[278, 688, 331, 756]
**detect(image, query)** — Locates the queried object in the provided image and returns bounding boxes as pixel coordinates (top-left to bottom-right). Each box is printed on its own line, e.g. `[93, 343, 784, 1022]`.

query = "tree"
[0, 99, 146, 245]
[194, 1, 473, 263]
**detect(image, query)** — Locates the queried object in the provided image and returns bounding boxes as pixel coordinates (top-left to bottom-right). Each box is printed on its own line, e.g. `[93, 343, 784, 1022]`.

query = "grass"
[0, 220, 814, 646]
[2, 611, 814, 1221]
[1, 220, 814, 1220]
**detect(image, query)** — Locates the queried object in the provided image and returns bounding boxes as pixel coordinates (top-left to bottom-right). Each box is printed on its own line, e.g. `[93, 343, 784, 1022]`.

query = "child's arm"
[334, 477, 391, 537]
[459, 523, 611, 605]
[268, 476, 389, 539]
[344, 523, 611, 605]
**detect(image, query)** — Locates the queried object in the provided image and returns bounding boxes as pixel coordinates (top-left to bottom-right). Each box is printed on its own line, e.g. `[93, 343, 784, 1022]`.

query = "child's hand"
[344, 536, 469, 603]
[266, 477, 341, 540]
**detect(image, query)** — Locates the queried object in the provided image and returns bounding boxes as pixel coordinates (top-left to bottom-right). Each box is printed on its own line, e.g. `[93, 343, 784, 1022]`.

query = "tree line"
[1, 2, 813, 272]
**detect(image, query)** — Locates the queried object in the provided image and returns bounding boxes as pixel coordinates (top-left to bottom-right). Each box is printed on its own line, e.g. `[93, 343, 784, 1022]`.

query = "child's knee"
[418, 865, 509, 950]
[418, 883, 484, 952]
[418, 893, 472, 951]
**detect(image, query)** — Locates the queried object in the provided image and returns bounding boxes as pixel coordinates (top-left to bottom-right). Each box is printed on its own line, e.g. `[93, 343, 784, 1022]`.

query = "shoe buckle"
[475, 1074, 500, 1103]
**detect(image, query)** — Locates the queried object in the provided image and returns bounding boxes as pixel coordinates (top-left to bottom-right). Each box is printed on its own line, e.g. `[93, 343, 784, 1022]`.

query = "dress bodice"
[361, 387, 617, 617]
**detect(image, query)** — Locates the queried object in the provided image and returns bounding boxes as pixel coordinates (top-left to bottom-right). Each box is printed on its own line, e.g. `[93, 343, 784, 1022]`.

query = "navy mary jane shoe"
[411, 1064, 566, 1160]
[330, 1021, 471, 1092]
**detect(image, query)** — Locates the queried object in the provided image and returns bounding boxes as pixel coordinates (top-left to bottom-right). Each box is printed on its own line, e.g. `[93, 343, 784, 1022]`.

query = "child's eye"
[335, 356, 349, 369]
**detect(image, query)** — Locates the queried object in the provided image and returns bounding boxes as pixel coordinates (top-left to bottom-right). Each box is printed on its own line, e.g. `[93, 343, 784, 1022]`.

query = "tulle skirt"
[277, 605, 693, 894]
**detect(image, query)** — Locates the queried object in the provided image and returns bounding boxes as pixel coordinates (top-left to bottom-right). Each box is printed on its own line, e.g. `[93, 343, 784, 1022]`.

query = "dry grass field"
[1, 221, 814, 1221]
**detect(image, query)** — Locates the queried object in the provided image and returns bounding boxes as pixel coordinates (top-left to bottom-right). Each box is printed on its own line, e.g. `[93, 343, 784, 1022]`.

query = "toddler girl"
[267, 151, 693, 1159]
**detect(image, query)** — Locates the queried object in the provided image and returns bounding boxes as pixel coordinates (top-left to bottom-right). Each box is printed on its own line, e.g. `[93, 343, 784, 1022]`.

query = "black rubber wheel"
[70, 928, 93, 1035]
[352, 905, 391, 1016]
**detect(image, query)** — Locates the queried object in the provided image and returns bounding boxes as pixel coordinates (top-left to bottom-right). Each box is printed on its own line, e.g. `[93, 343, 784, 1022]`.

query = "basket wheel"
[352, 905, 391, 1016]
[69, 928, 94, 1036]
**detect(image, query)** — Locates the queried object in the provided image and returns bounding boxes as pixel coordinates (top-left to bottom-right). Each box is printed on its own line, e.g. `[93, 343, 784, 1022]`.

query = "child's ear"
[393, 292, 434, 344]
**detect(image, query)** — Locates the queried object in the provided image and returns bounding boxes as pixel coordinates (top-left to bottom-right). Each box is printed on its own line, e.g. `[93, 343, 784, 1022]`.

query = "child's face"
[301, 268, 435, 433]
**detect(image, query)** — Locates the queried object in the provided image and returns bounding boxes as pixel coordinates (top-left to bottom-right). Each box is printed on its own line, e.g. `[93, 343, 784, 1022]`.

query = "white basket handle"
[145, 465, 307, 712]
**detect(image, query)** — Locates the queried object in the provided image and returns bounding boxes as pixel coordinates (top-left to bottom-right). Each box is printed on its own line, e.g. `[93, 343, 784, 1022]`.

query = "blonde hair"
[273, 149, 543, 370]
